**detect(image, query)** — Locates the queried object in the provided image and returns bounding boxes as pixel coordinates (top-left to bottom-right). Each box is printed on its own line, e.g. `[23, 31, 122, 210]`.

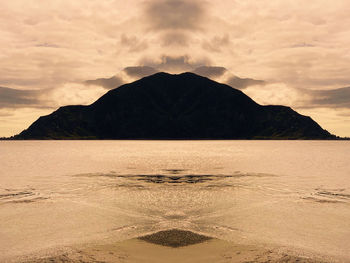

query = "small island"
[13, 72, 335, 140]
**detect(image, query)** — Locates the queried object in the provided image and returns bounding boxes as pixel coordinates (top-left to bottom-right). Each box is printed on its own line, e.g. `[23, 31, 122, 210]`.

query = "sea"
[0, 141, 350, 261]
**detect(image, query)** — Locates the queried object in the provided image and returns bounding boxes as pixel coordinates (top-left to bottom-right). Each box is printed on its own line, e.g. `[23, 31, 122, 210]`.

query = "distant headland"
[10, 72, 337, 140]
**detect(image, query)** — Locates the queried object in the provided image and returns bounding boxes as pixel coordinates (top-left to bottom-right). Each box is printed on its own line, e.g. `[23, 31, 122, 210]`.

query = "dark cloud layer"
[0, 87, 40, 108]
[227, 76, 266, 90]
[143, 0, 206, 47]
[124, 59, 228, 79]
[192, 66, 227, 78]
[311, 87, 350, 108]
[141, 55, 210, 72]
[123, 66, 158, 78]
[144, 0, 205, 31]
[120, 34, 148, 52]
[85, 76, 124, 90]
[158, 55, 194, 71]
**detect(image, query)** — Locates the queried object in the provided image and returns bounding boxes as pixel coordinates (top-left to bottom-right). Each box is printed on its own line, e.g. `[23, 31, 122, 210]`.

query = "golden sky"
[1, 0, 350, 137]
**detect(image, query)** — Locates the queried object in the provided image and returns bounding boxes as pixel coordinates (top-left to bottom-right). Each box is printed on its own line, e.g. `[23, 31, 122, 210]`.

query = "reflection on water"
[0, 188, 49, 204]
[73, 170, 275, 185]
[0, 141, 350, 261]
[138, 229, 212, 247]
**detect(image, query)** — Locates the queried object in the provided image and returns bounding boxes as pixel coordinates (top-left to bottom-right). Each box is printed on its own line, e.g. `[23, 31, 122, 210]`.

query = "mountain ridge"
[14, 72, 335, 140]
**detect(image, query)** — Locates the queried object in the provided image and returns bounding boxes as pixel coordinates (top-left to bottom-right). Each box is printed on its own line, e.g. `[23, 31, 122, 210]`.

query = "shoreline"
[18, 239, 330, 263]
[12, 230, 334, 263]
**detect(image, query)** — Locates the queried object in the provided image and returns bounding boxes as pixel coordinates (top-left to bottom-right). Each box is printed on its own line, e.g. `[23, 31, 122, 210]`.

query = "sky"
[1, 0, 350, 137]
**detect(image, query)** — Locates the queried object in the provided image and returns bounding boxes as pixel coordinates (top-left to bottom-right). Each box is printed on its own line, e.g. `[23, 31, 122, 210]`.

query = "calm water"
[0, 141, 350, 261]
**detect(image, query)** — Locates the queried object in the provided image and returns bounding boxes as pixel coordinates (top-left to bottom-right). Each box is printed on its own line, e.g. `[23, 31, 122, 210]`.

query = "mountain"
[14, 72, 334, 139]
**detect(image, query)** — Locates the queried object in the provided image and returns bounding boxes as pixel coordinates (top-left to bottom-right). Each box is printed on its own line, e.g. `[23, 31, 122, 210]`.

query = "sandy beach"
[17, 230, 328, 263]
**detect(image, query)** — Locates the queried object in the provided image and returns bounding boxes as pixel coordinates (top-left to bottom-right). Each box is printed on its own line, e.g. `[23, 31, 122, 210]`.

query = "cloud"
[143, 0, 206, 31]
[142, 0, 207, 49]
[120, 34, 148, 52]
[202, 34, 230, 53]
[123, 58, 227, 80]
[48, 83, 107, 107]
[226, 76, 266, 90]
[0, 83, 108, 110]
[34, 43, 61, 48]
[0, 87, 41, 108]
[289, 42, 316, 48]
[1, 0, 350, 136]
[243, 82, 301, 107]
[161, 32, 190, 47]
[309, 87, 350, 108]
[0, 107, 54, 137]
[123, 66, 158, 78]
[140, 55, 211, 73]
[192, 66, 227, 78]
[157, 55, 194, 71]
[85, 76, 124, 90]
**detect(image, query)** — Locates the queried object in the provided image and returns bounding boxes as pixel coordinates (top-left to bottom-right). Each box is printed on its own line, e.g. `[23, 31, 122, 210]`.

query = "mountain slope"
[15, 72, 334, 139]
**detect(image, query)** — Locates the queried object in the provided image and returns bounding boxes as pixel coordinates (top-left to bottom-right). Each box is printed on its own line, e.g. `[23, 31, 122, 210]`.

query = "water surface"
[0, 141, 349, 261]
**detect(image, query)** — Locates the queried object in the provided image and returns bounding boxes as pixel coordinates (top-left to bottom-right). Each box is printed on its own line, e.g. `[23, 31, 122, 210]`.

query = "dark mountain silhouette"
[14, 72, 334, 139]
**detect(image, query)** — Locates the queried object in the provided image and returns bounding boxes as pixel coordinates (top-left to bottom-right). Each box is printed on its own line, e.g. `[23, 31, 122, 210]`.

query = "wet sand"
[20, 230, 327, 263]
